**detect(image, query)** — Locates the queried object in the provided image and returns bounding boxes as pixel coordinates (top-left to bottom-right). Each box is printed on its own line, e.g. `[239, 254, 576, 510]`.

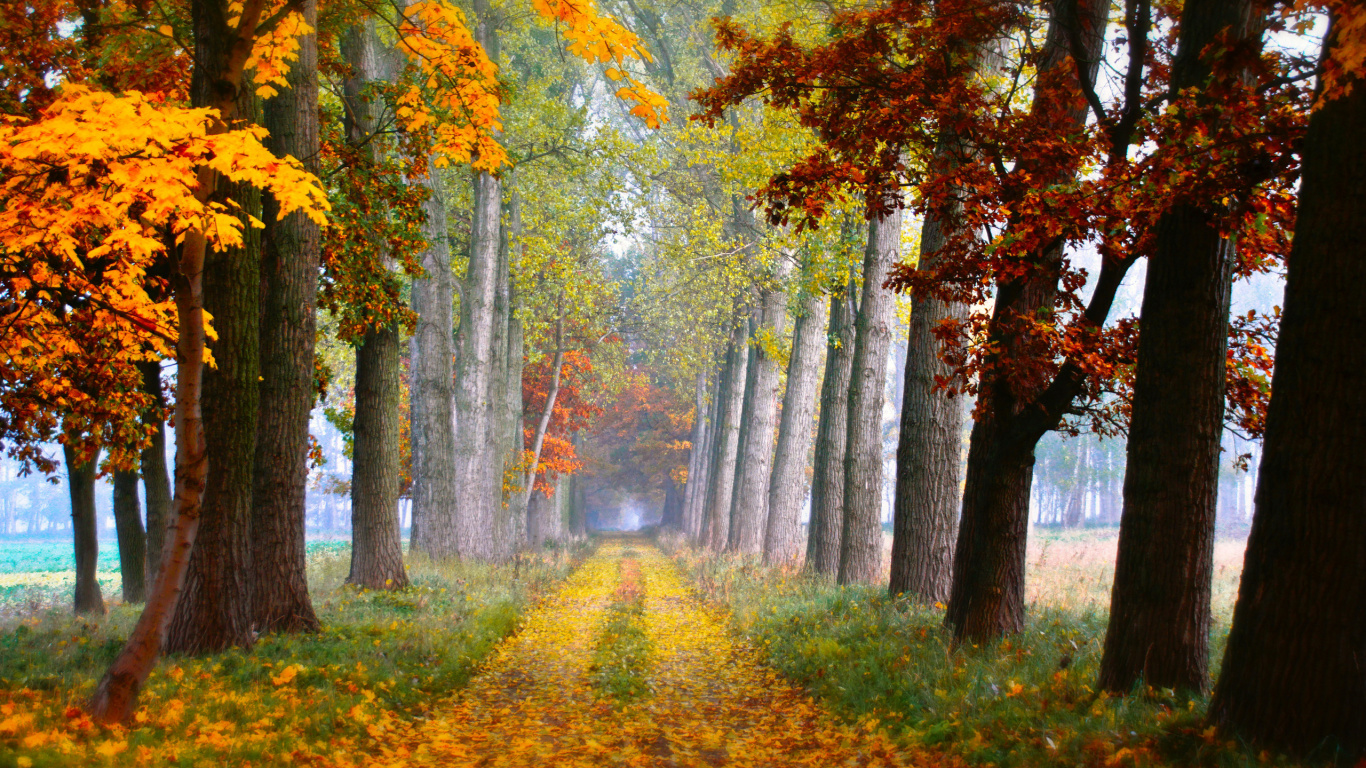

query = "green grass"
[668, 542, 1307, 768]
[589, 551, 652, 704]
[0, 541, 592, 766]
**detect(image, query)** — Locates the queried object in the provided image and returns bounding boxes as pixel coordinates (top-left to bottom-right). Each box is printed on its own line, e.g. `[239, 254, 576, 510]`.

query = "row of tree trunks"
[498, 182, 528, 552]
[89, 0, 271, 720]
[702, 319, 749, 550]
[890, 201, 967, 603]
[944, 0, 1109, 642]
[806, 273, 857, 575]
[1099, 0, 1260, 694]
[764, 289, 826, 564]
[838, 207, 902, 584]
[165, 82, 263, 655]
[685, 361, 721, 542]
[1207, 44, 1366, 755]
[252, 0, 322, 633]
[728, 264, 791, 555]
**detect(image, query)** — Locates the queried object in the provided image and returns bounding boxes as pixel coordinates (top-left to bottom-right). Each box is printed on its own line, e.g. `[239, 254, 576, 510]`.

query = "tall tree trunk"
[679, 368, 708, 533]
[890, 209, 968, 602]
[568, 434, 587, 539]
[350, 323, 410, 589]
[661, 474, 684, 530]
[686, 363, 720, 543]
[521, 316, 564, 512]
[703, 320, 750, 550]
[451, 167, 502, 560]
[138, 362, 171, 588]
[838, 209, 902, 584]
[806, 276, 857, 575]
[165, 82, 261, 655]
[90, 0, 269, 720]
[729, 271, 792, 554]
[65, 445, 105, 615]
[252, 0, 320, 634]
[765, 291, 826, 564]
[498, 183, 527, 550]
[112, 469, 146, 603]
[409, 169, 459, 557]
[945, 0, 1109, 642]
[1207, 25, 1366, 756]
[1099, 0, 1260, 695]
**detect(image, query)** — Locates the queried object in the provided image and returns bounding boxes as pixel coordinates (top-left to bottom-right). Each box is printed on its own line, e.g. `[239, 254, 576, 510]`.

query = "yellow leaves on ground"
[358, 539, 919, 766]
[270, 663, 304, 686]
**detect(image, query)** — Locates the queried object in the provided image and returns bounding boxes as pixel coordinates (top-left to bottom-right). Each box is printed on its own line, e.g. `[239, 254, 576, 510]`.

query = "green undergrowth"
[668, 545, 1306, 768]
[0, 540, 592, 766]
[589, 550, 652, 703]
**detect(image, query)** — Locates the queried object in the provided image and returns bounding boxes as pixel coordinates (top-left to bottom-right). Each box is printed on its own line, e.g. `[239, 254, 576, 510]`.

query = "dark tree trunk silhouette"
[765, 291, 826, 564]
[166, 86, 261, 655]
[686, 363, 721, 543]
[253, 0, 320, 634]
[138, 361, 171, 588]
[65, 445, 105, 615]
[839, 208, 902, 585]
[806, 274, 857, 576]
[1207, 25, 1366, 757]
[112, 468, 147, 603]
[946, 0, 1109, 641]
[1099, 0, 1261, 695]
[680, 368, 709, 534]
[890, 208, 966, 603]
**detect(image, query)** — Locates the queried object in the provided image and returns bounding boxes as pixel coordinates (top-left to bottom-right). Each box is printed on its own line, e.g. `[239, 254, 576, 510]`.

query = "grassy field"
[662, 528, 1297, 768]
[0, 540, 590, 766]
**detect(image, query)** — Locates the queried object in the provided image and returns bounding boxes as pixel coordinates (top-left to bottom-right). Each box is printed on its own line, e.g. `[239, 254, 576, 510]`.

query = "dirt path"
[371, 539, 916, 767]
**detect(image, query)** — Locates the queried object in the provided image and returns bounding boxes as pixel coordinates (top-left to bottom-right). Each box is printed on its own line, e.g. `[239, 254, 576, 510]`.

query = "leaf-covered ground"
[361, 538, 930, 766]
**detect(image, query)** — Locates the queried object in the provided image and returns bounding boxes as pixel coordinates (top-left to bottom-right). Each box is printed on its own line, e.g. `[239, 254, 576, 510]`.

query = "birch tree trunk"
[839, 208, 903, 584]
[253, 0, 320, 633]
[806, 277, 857, 575]
[764, 291, 826, 564]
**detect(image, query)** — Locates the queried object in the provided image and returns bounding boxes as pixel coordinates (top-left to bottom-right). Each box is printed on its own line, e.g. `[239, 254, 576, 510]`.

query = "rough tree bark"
[65, 445, 105, 615]
[497, 183, 526, 550]
[252, 0, 321, 634]
[165, 82, 261, 655]
[90, 0, 269, 721]
[350, 323, 409, 589]
[703, 320, 749, 551]
[138, 361, 171, 588]
[1207, 28, 1366, 757]
[1098, 0, 1261, 695]
[890, 207, 967, 603]
[806, 274, 857, 575]
[408, 161, 459, 557]
[729, 267, 792, 554]
[112, 468, 147, 603]
[339, 20, 409, 591]
[764, 290, 827, 564]
[838, 208, 903, 585]
[945, 0, 1109, 641]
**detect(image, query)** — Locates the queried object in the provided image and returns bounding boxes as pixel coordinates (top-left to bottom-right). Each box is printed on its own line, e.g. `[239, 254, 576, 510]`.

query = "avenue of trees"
[0, 0, 1361, 757]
